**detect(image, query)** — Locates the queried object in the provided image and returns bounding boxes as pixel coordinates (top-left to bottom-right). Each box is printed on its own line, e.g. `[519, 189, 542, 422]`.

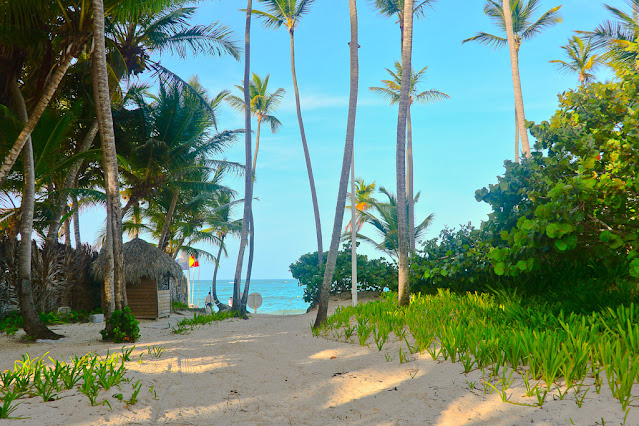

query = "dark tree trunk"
[212, 236, 229, 310]
[72, 192, 81, 249]
[158, 189, 180, 251]
[11, 79, 62, 339]
[314, 0, 359, 328]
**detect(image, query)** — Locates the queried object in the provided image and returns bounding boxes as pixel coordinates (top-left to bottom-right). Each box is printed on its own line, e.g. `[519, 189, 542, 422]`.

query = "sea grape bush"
[290, 246, 397, 304]
[100, 307, 140, 343]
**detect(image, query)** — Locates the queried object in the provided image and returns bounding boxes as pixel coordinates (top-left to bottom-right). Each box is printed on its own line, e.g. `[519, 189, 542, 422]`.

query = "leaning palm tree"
[370, 61, 448, 251]
[313, 0, 359, 328]
[253, 0, 324, 268]
[345, 178, 377, 233]
[550, 36, 601, 86]
[463, 0, 562, 162]
[580, 1, 639, 76]
[227, 73, 285, 177]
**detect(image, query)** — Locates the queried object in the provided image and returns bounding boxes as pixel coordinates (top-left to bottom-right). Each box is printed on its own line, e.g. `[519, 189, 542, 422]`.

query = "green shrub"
[171, 301, 189, 312]
[290, 244, 397, 304]
[100, 307, 140, 343]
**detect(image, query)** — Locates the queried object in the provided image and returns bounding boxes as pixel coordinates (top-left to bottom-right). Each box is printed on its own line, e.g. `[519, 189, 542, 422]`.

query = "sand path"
[0, 300, 633, 425]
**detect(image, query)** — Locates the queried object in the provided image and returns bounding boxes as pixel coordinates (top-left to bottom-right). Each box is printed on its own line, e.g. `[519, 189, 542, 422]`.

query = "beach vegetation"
[316, 289, 639, 411]
[100, 307, 140, 343]
[171, 310, 237, 334]
[290, 246, 397, 305]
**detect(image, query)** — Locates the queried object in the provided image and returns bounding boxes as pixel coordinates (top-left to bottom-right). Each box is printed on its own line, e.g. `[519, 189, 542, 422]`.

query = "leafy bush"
[171, 301, 189, 312]
[290, 245, 397, 305]
[100, 307, 140, 343]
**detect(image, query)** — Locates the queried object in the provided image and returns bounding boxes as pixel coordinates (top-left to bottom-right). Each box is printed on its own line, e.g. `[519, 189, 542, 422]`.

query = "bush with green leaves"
[290, 245, 397, 304]
[477, 74, 638, 279]
[100, 307, 140, 343]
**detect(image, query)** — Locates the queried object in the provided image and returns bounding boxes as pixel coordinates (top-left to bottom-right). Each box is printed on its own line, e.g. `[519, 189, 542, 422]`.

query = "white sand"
[0, 296, 634, 425]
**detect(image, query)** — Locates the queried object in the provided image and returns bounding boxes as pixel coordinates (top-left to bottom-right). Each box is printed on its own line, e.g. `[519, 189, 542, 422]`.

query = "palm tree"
[93, 0, 126, 314]
[370, 61, 448, 251]
[581, 1, 639, 75]
[370, 0, 435, 49]
[232, 0, 254, 315]
[227, 73, 285, 177]
[463, 0, 562, 161]
[550, 36, 601, 86]
[346, 178, 377, 232]
[313, 0, 359, 328]
[253, 0, 324, 268]
[355, 187, 433, 262]
[395, 0, 414, 307]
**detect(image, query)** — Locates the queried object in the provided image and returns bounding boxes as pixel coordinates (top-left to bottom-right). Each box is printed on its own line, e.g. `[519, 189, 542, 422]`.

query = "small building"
[91, 238, 183, 320]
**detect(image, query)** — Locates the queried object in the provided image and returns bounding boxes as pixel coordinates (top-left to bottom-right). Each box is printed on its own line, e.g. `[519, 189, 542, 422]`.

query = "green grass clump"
[316, 289, 639, 413]
[0, 309, 104, 336]
[0, 348, 145, 418]
[171, 310, 236, 334]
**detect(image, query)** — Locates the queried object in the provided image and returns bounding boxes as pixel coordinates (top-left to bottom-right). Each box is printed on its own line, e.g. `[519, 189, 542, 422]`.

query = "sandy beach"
[0, 296, 634, 425]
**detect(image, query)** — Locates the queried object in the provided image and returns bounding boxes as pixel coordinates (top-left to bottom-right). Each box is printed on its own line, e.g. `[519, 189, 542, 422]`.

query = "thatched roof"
[91, 238, 183, 286]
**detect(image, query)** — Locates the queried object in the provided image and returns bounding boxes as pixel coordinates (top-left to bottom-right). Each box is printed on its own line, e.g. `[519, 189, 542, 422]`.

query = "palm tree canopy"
[226, 73, 286, 133]
[346, 178, 377, 232]
[370, 61, 449, 106]
[353, 187, 434, 261]
[462, 0, 562, 50]
[252, 0, 316, 32]
[550, 36, 600, 85]
[369, 0, 435, 20]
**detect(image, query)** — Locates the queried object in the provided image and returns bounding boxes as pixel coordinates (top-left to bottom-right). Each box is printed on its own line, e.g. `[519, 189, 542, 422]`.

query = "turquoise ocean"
[185, 278, 309, 315]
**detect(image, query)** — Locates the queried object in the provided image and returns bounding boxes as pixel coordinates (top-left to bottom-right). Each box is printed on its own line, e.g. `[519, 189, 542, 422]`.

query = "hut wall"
[158, 290, 171, 318]
[127, 278, 158, 319]
[172, 274, 188, 305]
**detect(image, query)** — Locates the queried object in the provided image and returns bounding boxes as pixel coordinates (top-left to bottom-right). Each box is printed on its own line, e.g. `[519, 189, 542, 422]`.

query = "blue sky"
[81, 0, 621, 279]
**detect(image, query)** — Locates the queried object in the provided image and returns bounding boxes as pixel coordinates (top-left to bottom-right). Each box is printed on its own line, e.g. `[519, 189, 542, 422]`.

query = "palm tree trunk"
[407, 105, 415, 251]
[10, 79, 62, 339]
[351, 151, 357, 305]
[396, 0, 414, 307]
[72, 193, 81, 249]
[289, 30, 324, 268]
[93, 0, 126, 311]
[314, 0, 359, 328]
[64, 214, 72, 247]
[158, 189, 180, 251]
[212, 236, 229, 310]
[514, 108, 519, 163]
[252, 119, 261, 177]
[503, 2, 531, 158]
[46, 121, 98, 246]
[0, 48, 76, 189]
[232, 0, 254, 315]
[241, 211, 254, 311]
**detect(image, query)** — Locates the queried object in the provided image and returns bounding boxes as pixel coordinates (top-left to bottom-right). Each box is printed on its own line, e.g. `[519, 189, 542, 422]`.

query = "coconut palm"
[370, 61, 448, 251]
[550, 36, 601, 86]
[580, 1, 639, 75]
[253, 0, 324, 268]
[355, 187, 433, 263]
[463, 0, 562, 162]
[345, 178, 377, 233]
[227, 73, 285, 176]
[313, 0, 359, 328]
[395, 0, 415, 307]
[370, 0, 435, 49]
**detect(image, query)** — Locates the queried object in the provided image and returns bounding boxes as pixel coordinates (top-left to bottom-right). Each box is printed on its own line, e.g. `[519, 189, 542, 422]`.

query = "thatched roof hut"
[91, 238, 183, 319]
[91, 238, 182, 286]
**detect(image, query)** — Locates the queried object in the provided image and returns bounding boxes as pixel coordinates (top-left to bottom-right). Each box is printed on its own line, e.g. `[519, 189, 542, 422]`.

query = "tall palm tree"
[232, 0, 254, 315]
[550, 36, 601, 86]
[370, 0, 435, 49]
[395, 0, 414, 307]
[370, 61, 448, 251]
[313, 0, 359, 328]
[227, 73, 285, 177]
[463, 0, 562, 161]
[253, 0, 324, 268]
[93, 0, 126, 313]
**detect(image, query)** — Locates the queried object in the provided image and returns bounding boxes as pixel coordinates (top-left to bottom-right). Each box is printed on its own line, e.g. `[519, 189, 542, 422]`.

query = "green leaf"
[516, 260, 528, 271]
[494, 263, 505, 276]
[555, 240, 568, 251]
[630, 259, 639, 278]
